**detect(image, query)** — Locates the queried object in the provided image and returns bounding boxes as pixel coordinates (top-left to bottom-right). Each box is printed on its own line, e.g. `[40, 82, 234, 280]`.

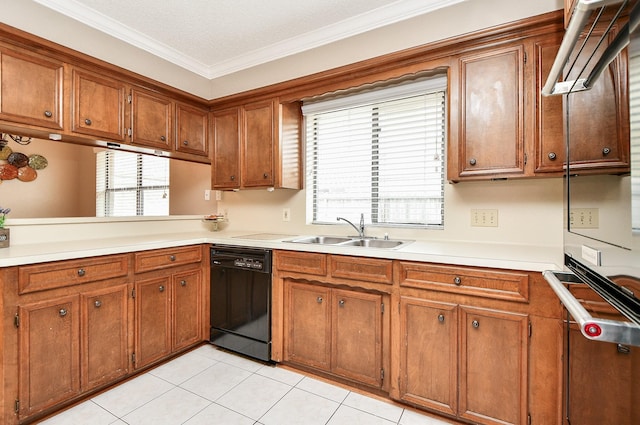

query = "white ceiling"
[32, 0, 465, 79]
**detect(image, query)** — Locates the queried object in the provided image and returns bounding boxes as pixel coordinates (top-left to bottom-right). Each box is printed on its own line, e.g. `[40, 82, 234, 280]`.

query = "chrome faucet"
[337, 213, 365, 239]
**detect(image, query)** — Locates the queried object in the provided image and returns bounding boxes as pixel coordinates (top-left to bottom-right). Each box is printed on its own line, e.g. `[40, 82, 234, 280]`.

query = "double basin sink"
[288, 235, 411, 249]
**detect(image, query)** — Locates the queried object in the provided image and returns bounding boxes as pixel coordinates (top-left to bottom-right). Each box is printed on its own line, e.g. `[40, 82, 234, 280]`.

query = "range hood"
[542, 0, 634, 95]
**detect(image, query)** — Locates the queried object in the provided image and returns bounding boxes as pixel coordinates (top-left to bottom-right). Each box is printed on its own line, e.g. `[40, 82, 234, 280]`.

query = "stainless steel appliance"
[209, 245, 272, 362]
[543, 1, 640, 423]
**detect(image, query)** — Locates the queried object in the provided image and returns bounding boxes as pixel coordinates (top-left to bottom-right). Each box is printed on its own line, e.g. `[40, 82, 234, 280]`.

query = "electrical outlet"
[204, 190, 211, 201]
[570, 208, 599, 229]
[282, 208, 291, 222]
[215, 190, 222, 201]
[471, 209, 498, 227]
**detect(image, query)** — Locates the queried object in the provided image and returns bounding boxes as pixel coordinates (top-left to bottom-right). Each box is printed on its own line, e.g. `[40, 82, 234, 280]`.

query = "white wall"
[1, 0, 566, 266]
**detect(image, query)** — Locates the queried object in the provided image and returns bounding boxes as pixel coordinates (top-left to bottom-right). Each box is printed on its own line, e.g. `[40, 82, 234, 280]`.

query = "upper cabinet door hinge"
[381, 303, 384, 314]
[528, 413, 532, 425]
[131, 288, 136, 299]
[128, 92, 132, 104]
[528, 321, 532, 337]
[14, 399, 19, 414]
[14, 313, 19, 328]
[380, 368, 385, 382]
[523, 52, 527, 64]
[524, 153, 528, 165]
[132, 352, 136, 364]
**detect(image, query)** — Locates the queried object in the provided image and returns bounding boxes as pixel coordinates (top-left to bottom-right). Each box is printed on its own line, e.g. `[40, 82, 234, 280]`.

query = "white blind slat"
[305, 77, 446, 227]
[96, 150, 170, 217]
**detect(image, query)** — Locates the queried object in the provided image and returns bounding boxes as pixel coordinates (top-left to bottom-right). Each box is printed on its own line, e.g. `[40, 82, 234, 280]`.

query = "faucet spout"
[337, 213, 365, 239]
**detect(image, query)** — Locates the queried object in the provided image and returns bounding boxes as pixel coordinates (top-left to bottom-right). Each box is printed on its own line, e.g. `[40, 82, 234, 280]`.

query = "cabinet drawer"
[275, 251, 327, 276]
[134, 245, 202, 273]
[397, 262, 529, 302]
[18, 254, 129, 295]
[330, 255, 393, 285]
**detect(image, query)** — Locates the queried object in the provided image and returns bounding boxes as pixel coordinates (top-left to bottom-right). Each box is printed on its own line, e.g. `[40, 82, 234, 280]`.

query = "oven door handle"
[543, 270, 640, 346]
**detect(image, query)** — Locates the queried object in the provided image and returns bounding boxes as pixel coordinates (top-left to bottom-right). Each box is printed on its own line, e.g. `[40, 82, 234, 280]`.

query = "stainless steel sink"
[340, 238, 406, 249]
[288, 236, 411, 249]
[289, 236, 353, 245]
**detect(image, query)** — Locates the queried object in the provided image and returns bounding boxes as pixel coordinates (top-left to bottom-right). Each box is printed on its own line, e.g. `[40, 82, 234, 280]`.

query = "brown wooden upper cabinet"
[71, 67, 127, 142]
[449, 41, 527, 182]
[211, 98, 301, 190]
[0, 47, 63, 130]
[130, 87, 172, 150]
[536, 21, 629, 175]
[175, 102, 209, 157]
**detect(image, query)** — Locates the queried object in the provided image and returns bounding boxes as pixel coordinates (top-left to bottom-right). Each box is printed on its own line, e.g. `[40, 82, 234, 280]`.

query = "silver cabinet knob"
[230, 175, 235, 181]
[59, 308, 68, 317]
[438, 314, 445, 323]
[472, 320, 480, 328]
[263, 173, 269, 179]
[159, 285, 165, 292]
[84, 118, 92, 125]
[454, 276, 461, 285]
[44, 110, 52, 118]
[169, 255, 176, 261]
[160, 135, 166, 142]
[602, 147, 611, 156]
[77, 268, 86, 277]
[180, 280, 187, 287]
[339, 299, 345, 307]
[183, 140, 189, 146]
[469, 158, 477, 166]
[94, 300, 102, 308]
[316, 296, 323, 303]
[548, 152, 557, 160]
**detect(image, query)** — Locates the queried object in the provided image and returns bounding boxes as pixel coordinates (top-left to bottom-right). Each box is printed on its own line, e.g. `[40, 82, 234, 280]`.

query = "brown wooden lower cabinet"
[284, 279, 384, 389]
[1, 245, 208, 424]
[399, 297, 529, 425]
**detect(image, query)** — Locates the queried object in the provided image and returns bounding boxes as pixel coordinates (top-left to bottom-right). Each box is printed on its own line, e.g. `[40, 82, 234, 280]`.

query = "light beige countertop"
[0, 230, 562, 272]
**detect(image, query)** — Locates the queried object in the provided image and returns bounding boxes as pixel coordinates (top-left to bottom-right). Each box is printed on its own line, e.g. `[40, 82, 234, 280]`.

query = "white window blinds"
[96, 150, 170, 217]
[303, 76, 446, 227]
[630, 46, 640, 230]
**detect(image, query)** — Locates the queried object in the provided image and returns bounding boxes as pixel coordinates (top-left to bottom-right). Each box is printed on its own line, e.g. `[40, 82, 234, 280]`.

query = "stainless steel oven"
[543, 1, 640, 423]
[209, 244, 272, 362]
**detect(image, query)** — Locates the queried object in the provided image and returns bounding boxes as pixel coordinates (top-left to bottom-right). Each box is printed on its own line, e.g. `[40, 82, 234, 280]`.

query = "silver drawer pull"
[77, 268, 86, 277]
[59, 308, 68, 317]
[339, 299, 345, 307]
[316, 296, 323, 303]
[159, 285, 165, 292]
[180, 280, 187, 287]
[472, 320, 479, 328]
[94, 300, 102, 308]
[169, 255, 176, 261]
[438, 314, 445, 323]
[454, 276, 461, 285]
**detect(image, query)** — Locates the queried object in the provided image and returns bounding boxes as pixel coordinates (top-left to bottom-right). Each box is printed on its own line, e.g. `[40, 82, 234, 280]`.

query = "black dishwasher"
[209, 244, 272, 361]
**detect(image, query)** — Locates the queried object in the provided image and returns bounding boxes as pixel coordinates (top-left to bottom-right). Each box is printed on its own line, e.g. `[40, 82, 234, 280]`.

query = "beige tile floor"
[39, 344, 456, 425]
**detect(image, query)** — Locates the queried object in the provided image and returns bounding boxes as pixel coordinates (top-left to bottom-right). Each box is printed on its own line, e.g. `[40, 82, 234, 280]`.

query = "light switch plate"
[471, 209, 498, 227]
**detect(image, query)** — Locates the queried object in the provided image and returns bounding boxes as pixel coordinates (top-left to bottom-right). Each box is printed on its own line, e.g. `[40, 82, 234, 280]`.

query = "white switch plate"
[204, 190, 210, 201]
[471, 209, 498, 227]
[282, 208, 291, 222]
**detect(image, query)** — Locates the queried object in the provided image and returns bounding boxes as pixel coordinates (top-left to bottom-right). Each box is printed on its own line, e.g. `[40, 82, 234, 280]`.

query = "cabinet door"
[175, 102, 209, 157]
[0, 48, 63, 129]
[285, 280, 331, 371]
[399, 297, 457, 416]
[450, 43, 525, 180]
[211, 107, 241, 189]
[534, 33, 565, 174]
[172, 269, 202, 351]
[242, 100, 274, 187]
[563, 26, 629, 172]
[332, 289, 383, 387]
[567, 326, 640, 425]
[134, 276, 171, 368]
[81, 284, 129, 391]
[459, 306, 528, 425]
[18, 295, 80, 419]
[72, 68, 127, 141]
[131, 88, 172, 150]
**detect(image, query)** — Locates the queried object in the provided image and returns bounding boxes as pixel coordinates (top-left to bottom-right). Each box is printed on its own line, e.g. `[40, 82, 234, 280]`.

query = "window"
[303, 76, 446, 228]
[96, 150, 170, 217]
